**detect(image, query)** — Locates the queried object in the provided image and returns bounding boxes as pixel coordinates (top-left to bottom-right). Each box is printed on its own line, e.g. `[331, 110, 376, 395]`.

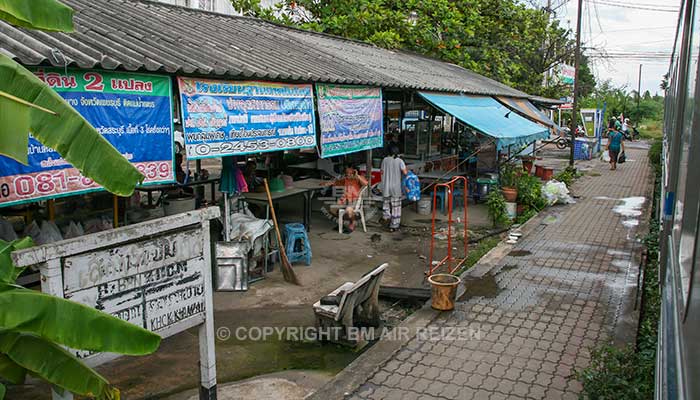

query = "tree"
[230, 0, 589, 98]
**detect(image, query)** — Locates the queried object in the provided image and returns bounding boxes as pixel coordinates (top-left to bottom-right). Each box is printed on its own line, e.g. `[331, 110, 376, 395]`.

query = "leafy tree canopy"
[231, 0, 594, 98]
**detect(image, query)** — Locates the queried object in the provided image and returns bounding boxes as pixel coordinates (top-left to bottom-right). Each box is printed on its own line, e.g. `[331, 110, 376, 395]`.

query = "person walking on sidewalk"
[380, 145, 407, 232]
[607, 127, 625, 170]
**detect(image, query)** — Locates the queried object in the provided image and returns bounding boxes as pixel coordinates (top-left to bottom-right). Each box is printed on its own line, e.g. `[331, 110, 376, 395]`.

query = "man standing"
[380, 146, 408, 232]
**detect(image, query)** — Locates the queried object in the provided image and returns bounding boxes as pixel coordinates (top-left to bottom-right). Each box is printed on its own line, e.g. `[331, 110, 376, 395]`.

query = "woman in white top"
[380, 145, 408, 232]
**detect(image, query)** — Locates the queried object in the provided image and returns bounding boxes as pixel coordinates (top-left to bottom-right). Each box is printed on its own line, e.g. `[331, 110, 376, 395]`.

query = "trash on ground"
[542, 180, 576, 205]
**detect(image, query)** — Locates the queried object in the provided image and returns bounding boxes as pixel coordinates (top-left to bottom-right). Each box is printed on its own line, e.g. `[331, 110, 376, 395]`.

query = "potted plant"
[499, 162, 518, 202]
[520, 155, 536, 174]
[486, 190, 511, 227]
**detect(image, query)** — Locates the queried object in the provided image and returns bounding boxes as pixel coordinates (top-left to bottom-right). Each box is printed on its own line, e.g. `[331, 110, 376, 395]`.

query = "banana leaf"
[0, 331, 119, 400]
[0, 237, 34, 284]
[0, 55, 145, 196]
[0, 0, 74, 32]
[0, 94, 30, 164]
[0, 382, 5, 400]
[0, 353, 26, 384]
[0, 284, 161, 355]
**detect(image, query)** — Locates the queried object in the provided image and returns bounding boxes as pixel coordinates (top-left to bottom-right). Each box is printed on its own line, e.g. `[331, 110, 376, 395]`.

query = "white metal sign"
[12, 207, 220, 400]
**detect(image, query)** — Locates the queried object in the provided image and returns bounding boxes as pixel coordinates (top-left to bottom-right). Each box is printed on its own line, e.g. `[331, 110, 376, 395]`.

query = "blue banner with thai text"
[317, 84, 383, 158]
[0, 68, 174, 207]
[178, 77, 316, 159]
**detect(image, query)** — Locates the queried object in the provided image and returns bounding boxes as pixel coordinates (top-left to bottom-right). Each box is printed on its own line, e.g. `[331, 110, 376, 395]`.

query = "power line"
[585, 0, 679, 12]
[598, 26, 675, 33]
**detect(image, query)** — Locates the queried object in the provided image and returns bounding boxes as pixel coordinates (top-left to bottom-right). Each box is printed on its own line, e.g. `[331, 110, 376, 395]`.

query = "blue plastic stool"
[284, 223, 312, 266]
[435, 187, 448, 212]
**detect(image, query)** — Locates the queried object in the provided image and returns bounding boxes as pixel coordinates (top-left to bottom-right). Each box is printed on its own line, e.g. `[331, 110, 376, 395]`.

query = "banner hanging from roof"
[0, 68, 174, 208]
[316, 84, 383, 158]
[178, 77, 316, 159]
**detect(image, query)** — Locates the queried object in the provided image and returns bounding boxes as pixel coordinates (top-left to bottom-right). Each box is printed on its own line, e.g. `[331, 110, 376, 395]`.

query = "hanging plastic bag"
[36, 220, 63, 245]
[63, 221, 85, 239]
[403, 171, 421, 201]
[0, 218, 17, 241]
[618, 151, 626, 164]
[600, 151, 611, 163]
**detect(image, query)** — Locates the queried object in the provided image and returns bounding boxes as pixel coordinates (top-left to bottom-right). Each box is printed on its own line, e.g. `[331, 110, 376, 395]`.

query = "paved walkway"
[343, 145, 652, 400]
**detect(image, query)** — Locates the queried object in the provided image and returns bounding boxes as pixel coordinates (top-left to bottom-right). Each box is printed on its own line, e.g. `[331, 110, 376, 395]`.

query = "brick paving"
[348, 145, 651, 400]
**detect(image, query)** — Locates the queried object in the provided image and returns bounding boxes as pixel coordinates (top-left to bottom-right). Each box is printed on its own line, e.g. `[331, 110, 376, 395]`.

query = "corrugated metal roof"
[0, 0, 529, 97]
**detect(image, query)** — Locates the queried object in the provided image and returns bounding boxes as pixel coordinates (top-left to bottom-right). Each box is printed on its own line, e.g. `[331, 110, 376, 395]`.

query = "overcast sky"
[554, 0, 680, 95]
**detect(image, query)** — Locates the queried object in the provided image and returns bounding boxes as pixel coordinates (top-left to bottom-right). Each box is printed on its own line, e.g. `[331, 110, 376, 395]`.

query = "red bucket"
[542, 167, 554, 181]
[535, 165, 544, 178]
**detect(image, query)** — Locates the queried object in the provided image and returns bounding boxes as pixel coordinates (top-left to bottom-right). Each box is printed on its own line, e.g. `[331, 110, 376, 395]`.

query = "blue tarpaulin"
[418, 92, 550, 150]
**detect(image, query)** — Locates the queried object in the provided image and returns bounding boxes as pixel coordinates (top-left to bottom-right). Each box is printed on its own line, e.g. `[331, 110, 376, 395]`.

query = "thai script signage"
[177, 77, 316, 159]
[316, 84, 383, 158]
[557, 64, 576, 85]
[0, 68, 174, 207]
[11, 208, 220, 399]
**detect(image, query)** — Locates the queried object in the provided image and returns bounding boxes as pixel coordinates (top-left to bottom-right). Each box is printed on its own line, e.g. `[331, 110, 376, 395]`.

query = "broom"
[263, 178, 301, 285]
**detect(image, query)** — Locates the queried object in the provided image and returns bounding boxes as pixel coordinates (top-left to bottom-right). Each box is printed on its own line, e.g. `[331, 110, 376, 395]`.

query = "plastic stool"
[435, 187, 466, 212]
[284, 223, 312, 266]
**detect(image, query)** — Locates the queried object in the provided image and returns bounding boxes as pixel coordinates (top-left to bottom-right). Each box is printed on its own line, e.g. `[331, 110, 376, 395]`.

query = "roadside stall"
[417, 92, 550, 202]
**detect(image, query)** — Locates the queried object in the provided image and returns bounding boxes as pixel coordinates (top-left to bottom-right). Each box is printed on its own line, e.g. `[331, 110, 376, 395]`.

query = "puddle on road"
[613, 197, 645, 218]
[508, 250, 532, 257]
[613, 197, 646, 235]
[458, 274, 500, 301]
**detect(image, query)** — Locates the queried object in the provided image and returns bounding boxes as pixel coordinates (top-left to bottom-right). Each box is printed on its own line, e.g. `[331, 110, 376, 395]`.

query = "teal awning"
[418, 92, 550, 150]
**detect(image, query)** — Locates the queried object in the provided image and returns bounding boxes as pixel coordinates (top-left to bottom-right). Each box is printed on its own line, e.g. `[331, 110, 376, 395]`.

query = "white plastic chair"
[338, 186, 368, 233]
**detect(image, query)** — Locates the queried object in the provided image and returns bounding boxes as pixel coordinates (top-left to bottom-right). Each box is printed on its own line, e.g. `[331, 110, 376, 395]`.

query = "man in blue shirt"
[607, 128, 625, 170]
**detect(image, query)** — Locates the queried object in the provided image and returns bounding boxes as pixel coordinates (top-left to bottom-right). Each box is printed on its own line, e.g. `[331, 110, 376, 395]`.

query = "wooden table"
[242, 187, 313, 230]
[135, 177, 220, 206]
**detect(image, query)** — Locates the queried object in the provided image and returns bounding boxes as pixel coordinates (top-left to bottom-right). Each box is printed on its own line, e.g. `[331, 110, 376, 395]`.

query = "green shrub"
[648, 139, 662, 176]
[516, 173, 547, 211]
[554, 166, 578, 188]
[486, 190, 510, 227]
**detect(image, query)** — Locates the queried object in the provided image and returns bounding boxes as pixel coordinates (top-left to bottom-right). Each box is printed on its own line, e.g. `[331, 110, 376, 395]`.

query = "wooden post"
[48, 199, 55, 221]
[198, 219, 218, 399]
[113, 195, 119, 228]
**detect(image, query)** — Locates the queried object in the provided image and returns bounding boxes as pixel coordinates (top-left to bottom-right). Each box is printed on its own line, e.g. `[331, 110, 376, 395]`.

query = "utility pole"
[569, 0, 583, 167]
[636, 64, 643, 121]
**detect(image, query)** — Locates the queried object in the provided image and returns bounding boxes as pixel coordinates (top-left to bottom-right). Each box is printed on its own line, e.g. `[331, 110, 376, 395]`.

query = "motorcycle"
[622, 127, 640, 141]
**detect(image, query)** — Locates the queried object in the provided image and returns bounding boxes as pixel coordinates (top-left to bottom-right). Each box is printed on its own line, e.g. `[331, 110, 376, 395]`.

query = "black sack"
[618, 151, 626, 164]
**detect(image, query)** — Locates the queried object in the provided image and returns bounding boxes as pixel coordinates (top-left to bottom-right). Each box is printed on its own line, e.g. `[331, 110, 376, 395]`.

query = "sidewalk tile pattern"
[349, 147, 651, 399]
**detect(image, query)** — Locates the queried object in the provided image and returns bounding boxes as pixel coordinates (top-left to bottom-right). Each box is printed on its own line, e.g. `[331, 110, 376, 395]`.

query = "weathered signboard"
[11, 208, 220, 400]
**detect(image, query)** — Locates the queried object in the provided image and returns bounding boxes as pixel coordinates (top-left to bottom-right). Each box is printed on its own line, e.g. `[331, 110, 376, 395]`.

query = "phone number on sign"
[188, 136, 315, 157]
[0, 161, 173, 204]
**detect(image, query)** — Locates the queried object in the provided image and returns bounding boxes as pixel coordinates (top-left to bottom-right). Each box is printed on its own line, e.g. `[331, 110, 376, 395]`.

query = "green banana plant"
[0, 238, 162, 399]
[0, 0, 144, 196]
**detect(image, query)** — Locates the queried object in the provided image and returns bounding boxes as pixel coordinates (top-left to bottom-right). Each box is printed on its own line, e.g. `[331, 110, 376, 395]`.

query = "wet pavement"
[337, 144, 653, 400]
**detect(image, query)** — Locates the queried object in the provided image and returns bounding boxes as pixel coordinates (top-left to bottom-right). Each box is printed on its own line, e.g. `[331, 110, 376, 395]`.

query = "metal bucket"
[163, 195, 196, 216]
[417, 198, 432, 215]
[215, 241, 249, 291]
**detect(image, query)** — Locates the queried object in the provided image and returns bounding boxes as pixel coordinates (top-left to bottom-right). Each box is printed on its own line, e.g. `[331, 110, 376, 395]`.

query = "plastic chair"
[284, 223, 312, 266]
[338, 186, 368, 233]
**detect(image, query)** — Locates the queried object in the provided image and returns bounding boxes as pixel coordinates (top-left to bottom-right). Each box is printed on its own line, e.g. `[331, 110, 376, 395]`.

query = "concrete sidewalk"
[314, 144, 652, 400]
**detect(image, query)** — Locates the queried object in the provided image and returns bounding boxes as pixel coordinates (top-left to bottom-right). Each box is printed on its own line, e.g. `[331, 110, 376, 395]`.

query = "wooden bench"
[312, 263, 388, 348]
